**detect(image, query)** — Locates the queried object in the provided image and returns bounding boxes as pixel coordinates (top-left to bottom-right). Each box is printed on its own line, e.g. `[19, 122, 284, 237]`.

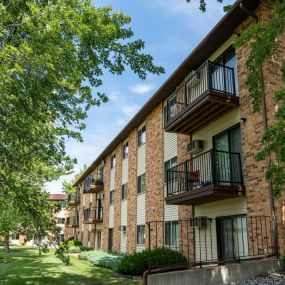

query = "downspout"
[240, 0, 277, 255]
[240, 1, 259, 23]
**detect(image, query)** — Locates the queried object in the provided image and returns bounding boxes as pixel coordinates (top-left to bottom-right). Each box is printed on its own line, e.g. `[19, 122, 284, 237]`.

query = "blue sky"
[46, 0, 235, 194]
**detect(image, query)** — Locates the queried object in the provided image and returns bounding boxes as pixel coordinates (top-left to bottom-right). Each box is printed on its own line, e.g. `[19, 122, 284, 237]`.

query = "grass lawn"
[0, 247, 142, 285]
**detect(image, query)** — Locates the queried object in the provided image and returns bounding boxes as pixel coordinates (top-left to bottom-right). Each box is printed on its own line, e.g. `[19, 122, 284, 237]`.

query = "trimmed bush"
[117, 248, 187, 276]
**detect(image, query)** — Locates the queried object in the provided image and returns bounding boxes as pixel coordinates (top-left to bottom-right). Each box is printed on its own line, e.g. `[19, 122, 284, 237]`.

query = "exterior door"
[108, 228, 113, 251]
[213, 125, 242, 184]
[216, 215, 248, 261]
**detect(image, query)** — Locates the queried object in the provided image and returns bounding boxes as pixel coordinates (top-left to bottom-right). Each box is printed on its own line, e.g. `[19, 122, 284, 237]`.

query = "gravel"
[227, 272, 285, 285]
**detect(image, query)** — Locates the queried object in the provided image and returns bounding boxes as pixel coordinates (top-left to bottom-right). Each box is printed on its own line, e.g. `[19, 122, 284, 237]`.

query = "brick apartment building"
[66, 0, 285, 265]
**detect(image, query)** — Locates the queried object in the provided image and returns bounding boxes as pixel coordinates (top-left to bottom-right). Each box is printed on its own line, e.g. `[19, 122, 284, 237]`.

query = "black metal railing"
[165, 61, 236, 124]
[166, 149, 243, 196]
[67, 192, 80, 204]
[83, 173, 104, 193]
[146, 216, 276, 270]
[83, 207, 103, 222]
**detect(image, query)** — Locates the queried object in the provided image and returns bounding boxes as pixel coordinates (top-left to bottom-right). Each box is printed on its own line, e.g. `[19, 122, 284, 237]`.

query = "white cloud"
[122, 104, 140, 117]
[129, 83, 155, 95]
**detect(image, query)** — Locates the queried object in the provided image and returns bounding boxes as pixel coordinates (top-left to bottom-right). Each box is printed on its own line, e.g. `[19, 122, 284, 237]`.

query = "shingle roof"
[48, 194, 68, 201]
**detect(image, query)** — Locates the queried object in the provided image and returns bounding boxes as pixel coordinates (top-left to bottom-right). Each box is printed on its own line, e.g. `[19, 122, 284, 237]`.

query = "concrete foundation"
[148, 259, 284, 285]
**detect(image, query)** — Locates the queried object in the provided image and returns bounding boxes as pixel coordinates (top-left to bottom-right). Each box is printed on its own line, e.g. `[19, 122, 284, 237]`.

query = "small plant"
[41, 243, 50, 253]
[55, 246, 70, 266]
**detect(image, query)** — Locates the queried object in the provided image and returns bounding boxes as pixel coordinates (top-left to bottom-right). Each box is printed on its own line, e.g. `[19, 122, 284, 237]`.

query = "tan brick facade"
[113, 145, 122, 252]
[145, 104, 164, 248]
[69, 1, 284, 261]
[126, 130, 137, 253]
[102, 155, 111, 251]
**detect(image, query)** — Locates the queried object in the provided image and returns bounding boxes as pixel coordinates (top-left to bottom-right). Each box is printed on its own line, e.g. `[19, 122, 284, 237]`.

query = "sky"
[46, 0, 235, 194]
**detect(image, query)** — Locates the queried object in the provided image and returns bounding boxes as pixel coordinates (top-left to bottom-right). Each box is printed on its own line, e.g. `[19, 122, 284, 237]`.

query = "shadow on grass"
[0, 247, 141, 285]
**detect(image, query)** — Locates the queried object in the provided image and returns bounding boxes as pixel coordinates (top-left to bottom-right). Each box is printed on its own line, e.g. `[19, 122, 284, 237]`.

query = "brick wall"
[126, 130, 138, 253]
[237, 0, 285, 255]
[145, 104, 164, 248]
[113, 145, 122, 252]
[102, 155, 111, 251]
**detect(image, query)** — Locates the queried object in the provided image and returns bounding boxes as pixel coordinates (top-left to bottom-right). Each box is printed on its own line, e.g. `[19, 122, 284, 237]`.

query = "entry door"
[216, 215, 248, 261]
[108, 228, 113, 251]
[96, 231, 102, 250]
[213, 125, 242, 184]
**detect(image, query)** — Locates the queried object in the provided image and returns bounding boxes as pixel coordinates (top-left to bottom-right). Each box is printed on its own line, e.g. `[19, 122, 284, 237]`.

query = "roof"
[48, 194, 68, 201]
[74, 0, 260, 186]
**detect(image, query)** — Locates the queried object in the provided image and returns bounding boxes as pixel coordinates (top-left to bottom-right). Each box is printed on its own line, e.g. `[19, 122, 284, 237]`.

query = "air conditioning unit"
[189, 217, 208, 228]
[187, 140, 203, 154]
[118, 225, 127, 232]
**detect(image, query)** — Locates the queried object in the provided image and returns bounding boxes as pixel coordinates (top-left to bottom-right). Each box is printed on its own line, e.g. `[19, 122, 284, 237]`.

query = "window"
[12, 231, 19, 240]
[122, 142, 129, 159]
[58, 234, 65, 243]
[165, 221, 179, 248]
[88, 231, 91, 242]
[164, 96, 177, 124]
[121, 183, 128, 200]
[81, 232, 84, 242]
[60, 201, 66, 209]
[164, 157, 177, 183]
[137, 225, 145, 245]
[137, 173, 145, 194]
[111, 154, 116, 168]
[57, 217, 65, 224]
[138, 126, 146, 147]
[110, 190, 114, 205]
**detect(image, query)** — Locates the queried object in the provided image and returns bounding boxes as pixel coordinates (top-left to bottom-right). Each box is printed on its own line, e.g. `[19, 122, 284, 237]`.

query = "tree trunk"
[4, 234, 10, 252]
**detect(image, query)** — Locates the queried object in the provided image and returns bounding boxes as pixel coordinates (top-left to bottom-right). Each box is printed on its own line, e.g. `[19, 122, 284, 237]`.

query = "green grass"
[0, 246, 142, 285]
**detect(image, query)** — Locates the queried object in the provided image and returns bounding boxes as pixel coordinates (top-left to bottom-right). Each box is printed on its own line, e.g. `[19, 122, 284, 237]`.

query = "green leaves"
[0, 0, 164, 239]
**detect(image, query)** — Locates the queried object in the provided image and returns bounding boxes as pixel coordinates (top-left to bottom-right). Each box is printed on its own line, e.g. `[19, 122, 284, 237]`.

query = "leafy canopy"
[0, 0, 164, 244]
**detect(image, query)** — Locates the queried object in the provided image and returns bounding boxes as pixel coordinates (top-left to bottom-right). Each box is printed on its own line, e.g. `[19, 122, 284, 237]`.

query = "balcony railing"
[83, 207, 103, 223]
[164, 61, 238, 134]
[83, 173, 104, 193]
[146, 216, 276, 270]
[166, 149, 244, 204]
[67, 192, 80, 205]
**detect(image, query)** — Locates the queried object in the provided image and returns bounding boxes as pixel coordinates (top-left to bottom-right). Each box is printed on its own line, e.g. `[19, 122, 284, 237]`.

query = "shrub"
[80, 246, 92, 252]
[68, 246, 81, 253]
[117, 248, 187, 276]
[41, 243, 50, 253]
[55, 247, 70, 266]
[78, 250, 123, 271]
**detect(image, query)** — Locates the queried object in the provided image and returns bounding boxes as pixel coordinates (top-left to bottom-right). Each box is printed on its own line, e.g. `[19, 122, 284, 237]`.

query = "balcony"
[164, 61, 239, 135]
[66, 216, 79, 228]
[84, 173, 104, 194]
[165, 149, 245, 205]
[83, 207, 103, 224]
[67, 192, 80, 206]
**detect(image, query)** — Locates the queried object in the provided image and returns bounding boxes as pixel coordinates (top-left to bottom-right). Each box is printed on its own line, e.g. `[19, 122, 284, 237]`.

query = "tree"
[0, 0, 164, 249]
[188, 0, 285, 198]
[62, 164, 88, 196]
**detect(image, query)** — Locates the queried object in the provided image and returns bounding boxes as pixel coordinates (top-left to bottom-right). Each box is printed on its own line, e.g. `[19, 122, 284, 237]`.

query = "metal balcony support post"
[184, 81, 188, 107]
[185, 161, 189, 192]
[166, 170, 169, 196]
[207, 61, 212, 91]
[211, 149, 216, 184]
